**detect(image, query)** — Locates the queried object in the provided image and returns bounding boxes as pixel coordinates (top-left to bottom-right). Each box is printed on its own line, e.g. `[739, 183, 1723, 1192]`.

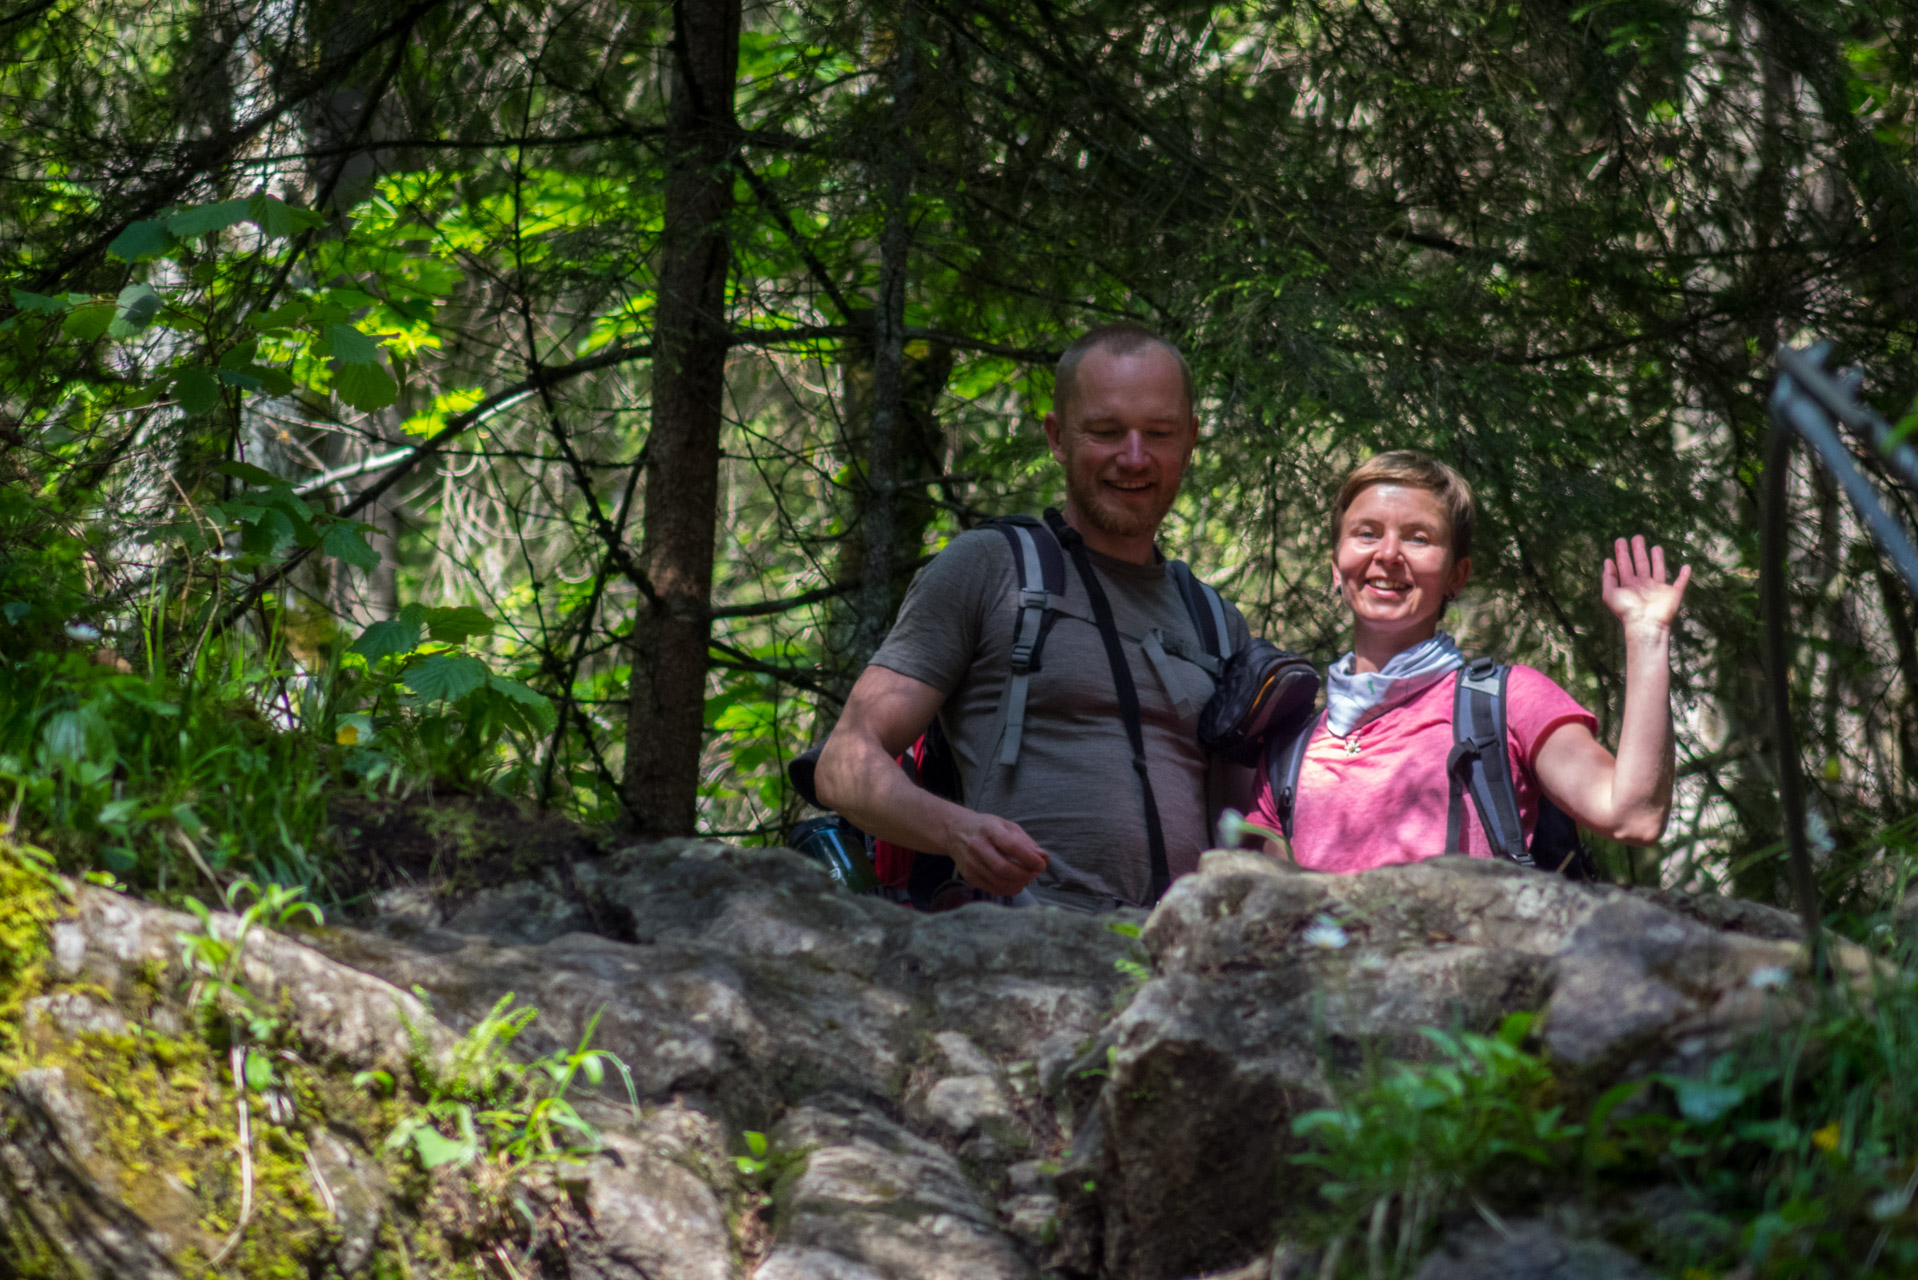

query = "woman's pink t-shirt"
[1249, 666, 1598, 873]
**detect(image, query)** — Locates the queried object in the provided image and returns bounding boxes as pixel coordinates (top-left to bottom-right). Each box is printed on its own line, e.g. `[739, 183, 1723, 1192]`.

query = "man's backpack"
[788, 509, 1235, 910]
[1264, 656, 1595, 877]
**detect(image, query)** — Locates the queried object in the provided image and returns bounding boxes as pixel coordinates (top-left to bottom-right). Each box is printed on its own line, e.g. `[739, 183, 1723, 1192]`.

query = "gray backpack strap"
[988, 518, 1067, 767]
[1445, 659, 1533, 865]
[1167, 559, 1233, 663]
[1267, 711, 1317, 841]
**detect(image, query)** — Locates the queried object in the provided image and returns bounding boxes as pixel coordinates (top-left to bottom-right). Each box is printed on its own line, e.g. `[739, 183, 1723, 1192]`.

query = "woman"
[1249, 451, 1690, 871]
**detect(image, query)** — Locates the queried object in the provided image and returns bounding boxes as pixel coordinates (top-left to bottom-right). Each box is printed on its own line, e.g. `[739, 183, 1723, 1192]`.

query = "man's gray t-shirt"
[868, 527, 1251, 908]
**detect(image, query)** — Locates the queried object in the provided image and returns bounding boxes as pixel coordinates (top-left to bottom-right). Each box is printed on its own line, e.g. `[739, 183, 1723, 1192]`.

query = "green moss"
[0, 840, 62, 1057]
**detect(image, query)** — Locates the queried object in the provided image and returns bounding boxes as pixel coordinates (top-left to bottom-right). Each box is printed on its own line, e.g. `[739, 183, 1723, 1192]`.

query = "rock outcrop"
[1, 839, 1834, 1280]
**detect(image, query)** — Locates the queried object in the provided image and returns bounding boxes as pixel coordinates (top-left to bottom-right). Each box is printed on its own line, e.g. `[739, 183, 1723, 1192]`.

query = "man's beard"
[1066, 470, 1176, 540]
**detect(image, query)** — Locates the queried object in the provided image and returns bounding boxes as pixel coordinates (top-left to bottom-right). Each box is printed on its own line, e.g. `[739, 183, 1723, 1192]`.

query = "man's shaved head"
[1054, 323, 1194, 419]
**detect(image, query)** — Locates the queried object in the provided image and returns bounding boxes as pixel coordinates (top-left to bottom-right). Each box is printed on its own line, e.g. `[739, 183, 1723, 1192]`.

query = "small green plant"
[1291, 1011, 1579, 1279]
[173, 877, 324, 1262]
[383, 993, 636, 1172]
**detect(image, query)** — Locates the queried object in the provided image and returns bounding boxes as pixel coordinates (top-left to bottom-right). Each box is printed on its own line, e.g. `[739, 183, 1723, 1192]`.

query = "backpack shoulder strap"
[1045, 507, 1173, 902]
[986, 516, 1068, 767]
[1267, 711, 1316, 841]
[1445, 658, 1532, 865]
[1166, 559, 1234, 664]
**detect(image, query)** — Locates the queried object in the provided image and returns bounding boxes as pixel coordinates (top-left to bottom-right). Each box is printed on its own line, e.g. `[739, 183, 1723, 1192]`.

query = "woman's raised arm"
[1534, 536, 1691, 844]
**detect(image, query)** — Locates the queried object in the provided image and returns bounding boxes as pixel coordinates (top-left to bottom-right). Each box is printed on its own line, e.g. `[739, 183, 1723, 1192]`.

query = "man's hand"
[942, 809, 1049, 896]
[816, 665, 1051, 895]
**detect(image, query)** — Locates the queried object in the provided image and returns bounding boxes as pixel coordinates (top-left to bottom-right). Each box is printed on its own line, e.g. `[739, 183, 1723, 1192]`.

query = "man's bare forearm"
[815, 726, 966, 858]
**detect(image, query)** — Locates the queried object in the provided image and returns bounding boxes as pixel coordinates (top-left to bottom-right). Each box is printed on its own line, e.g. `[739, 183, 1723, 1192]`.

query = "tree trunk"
[623, 0, 740, 836]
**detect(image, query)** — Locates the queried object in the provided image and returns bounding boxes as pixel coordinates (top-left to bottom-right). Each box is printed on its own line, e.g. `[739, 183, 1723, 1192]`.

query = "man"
[813, 323, 1252, 911]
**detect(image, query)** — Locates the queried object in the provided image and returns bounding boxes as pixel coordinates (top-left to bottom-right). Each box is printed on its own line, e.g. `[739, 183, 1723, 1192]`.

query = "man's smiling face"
[1044, 344, 1198, 555]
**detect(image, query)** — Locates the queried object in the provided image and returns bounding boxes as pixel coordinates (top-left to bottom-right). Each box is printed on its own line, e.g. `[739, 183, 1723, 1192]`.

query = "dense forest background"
[4, 0, 1918, 913]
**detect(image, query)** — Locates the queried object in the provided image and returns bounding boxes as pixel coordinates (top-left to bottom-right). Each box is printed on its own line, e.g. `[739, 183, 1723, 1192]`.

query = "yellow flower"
[335, 725, 359, 745]
[1812, 1122, 1842, 1153]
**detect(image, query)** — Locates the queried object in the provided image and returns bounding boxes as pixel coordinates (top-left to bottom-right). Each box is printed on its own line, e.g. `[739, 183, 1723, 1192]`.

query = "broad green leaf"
[10, 289, 67, 314]
[350, 617, 422, 662]
[173, 367, 223, 415]
[403, 654, 489, 703]
[1669, 1078, 1748, 1125]
[62, 301, 114, 341]
[242, 1049, 274, 1091]
[248, 299, 310, 330]
[254, 366, 296, 396]
[106, 220, 171, 263]
[167, 200, 251, 238]
[334, 360, 397, 412]
[217, 461, 281, 487]
[109, 283, 162, 338]
[322, 521, 381, 570]
[218, 369, 264, 391]
[240, 507, 296, 555]
[424, 605, 495, 643]
[409, 1126, 477, 1169]
[325, 323, 381, 365]
[247, 191, 326, 238]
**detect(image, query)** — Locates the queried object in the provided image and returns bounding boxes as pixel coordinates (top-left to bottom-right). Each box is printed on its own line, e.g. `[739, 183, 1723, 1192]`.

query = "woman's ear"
[1447, 555, 1472, 598]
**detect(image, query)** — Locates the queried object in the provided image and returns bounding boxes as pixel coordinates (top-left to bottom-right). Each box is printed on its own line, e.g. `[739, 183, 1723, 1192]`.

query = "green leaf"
[1669, 1077, 1748, 1125]
[350, 617, 422, 663]
[109, 284, 163, 338]
[167, 200, 252, 238]
[322, 521, 381, 570]
[409, 1126, 477, 1170]
[10, 289, 67, 314]
[217, 461, 282, 487]
[424, 605, 495, 643]
[744, 1130, 768, 1159]
[173, 367, 223, 415]
[247, 191, 326, 238]
[62, 301, 114, 341]
[248, 299, 310, 330]
[254, 366, 296, 396]
[242, 1049, 274, 1091]
[334, 361, 397, 412]
[403, 654, 490, 703]
[325, 323, 381, 365]
[106, 220, 171, 263]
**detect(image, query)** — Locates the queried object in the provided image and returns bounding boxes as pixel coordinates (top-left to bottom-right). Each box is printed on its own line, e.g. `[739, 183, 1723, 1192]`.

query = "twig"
[209, 1044, 254, 1264]
[303, 1143, 339, 1221]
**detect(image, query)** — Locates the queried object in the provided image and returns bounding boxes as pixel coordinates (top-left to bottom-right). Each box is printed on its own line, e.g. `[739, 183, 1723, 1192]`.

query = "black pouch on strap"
[1198, 639, 1321, 768]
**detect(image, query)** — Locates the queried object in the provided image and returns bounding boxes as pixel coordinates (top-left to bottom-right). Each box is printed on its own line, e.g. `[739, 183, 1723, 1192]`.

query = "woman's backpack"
[1263, 656, 1595, 878]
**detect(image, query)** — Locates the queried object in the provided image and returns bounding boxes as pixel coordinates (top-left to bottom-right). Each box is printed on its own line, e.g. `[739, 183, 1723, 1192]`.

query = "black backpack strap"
[1266, 711, 1316, 841]
[1167, 559, 1233, 663]
[988, 517, 1068, 766]
[1045, 508, 1171, 903]
[1445, 659, 1533, 865]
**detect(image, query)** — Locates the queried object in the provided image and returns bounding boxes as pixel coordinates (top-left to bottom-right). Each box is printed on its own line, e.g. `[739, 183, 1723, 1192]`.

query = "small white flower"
[1747, 965, 1790, 991]
[1871, 1190, 1911, 1222]
[1303, 914, 1349, 950]
[64, 622, 101, 642]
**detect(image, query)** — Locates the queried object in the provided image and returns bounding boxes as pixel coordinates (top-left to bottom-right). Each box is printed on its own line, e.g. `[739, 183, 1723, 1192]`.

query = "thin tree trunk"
[851, 1, 918, 666]
[623, 0, 740, 835]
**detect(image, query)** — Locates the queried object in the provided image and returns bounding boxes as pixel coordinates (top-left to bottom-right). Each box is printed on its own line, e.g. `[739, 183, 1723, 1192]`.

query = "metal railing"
[1765, 343, 1918, 957]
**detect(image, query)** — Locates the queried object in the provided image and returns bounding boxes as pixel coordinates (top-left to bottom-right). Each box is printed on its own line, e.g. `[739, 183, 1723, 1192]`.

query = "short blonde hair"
[1330, 451, 1477, 562]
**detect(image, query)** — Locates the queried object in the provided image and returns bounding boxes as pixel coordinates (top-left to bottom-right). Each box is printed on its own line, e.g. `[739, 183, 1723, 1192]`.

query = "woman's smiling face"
[1334, 483, 1471, 649]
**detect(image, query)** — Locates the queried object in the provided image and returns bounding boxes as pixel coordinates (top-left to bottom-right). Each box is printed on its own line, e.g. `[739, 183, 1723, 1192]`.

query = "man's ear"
[1182, 412, 1199, 465]
[1043, 410, 1068, 465]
